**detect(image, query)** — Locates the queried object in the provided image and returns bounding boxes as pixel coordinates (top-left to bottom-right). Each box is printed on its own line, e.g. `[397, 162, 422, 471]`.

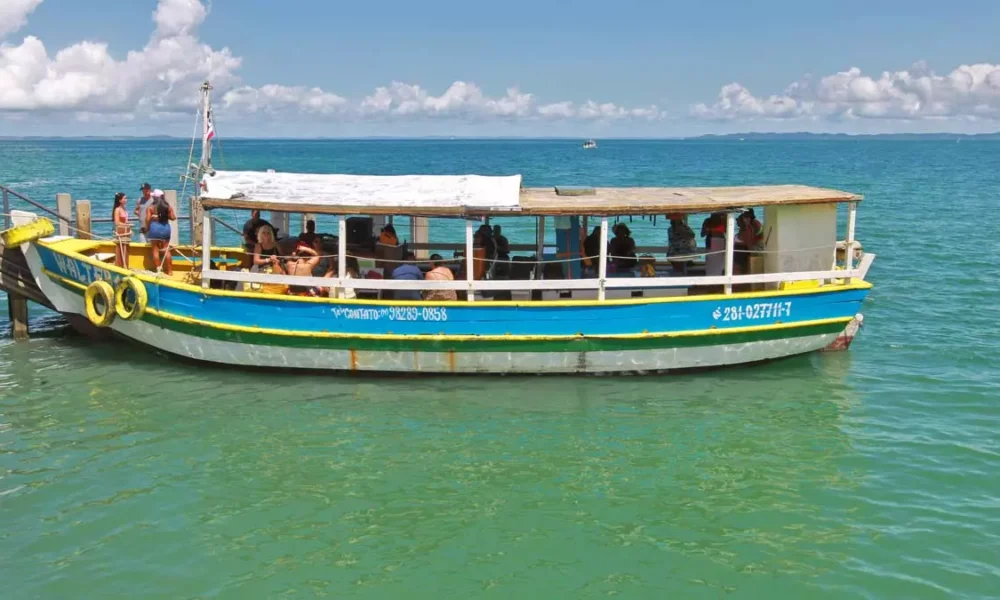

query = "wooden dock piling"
[76, 200, 92, 239]
[7, 294, 29, 340]
[56, 193, 72, 236]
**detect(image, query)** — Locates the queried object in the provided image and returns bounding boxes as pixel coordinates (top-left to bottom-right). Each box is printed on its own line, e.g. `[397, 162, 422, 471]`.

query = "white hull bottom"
[118, 319, 839, 373]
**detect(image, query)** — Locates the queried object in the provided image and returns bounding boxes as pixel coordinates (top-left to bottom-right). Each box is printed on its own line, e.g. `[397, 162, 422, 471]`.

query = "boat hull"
[25, 241, 870, 375]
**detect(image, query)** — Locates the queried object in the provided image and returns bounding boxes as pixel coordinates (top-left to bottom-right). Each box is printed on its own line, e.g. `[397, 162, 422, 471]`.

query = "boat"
[583, 139, 597, 149]
[6, 82, 875, 375]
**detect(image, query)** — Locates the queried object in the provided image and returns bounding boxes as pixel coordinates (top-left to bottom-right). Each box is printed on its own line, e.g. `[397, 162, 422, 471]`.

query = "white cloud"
[153, 0, 207, 38]
[692, 83, 807, 120]
[693, 62, 1000, 122]
[0, 0, 661, 127]
[0, 0, 240, 114]
[358, 81, 661, 122]
[537, 101, 575, 119]
[223, 84, 347, 115]
[0, 0, 41, 39]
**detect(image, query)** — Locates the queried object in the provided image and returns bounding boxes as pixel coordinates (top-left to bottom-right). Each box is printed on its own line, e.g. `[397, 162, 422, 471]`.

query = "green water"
[2, 140, 999, 598]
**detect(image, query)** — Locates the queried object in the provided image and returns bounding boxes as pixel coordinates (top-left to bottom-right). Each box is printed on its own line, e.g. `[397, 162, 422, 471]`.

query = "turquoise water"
[2, 139, 999, 598]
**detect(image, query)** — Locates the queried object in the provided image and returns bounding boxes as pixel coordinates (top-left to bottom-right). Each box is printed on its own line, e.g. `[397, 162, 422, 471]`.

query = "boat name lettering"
[331, 306, 448, 322]
[51, 251, 121, 287]
[712, 301, 792, 322]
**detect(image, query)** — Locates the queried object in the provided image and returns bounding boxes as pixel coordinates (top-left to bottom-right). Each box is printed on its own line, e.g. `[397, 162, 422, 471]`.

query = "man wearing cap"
[135, 183, 154, 242]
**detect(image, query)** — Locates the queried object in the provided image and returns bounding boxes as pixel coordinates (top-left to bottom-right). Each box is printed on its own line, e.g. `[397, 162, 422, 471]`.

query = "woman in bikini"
[112, 192, 131, 268]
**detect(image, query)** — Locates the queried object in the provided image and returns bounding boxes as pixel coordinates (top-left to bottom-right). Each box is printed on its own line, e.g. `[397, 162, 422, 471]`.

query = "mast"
[197, 80, 215, 271]
[199, 80, 214, 170]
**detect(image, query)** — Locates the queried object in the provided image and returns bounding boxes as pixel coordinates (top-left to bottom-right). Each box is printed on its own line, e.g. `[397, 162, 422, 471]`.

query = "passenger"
[253, 224, 283, 274]
[667, 214, 696, 273]
[308, 238, 336, 297]
[336, 257, 361, 300]
[285, 241, 321, 295]
[391, 252, 423, 300]
[146, 197, 174, 275]
[134, 183, 153, 243]
[737, 209, 764, 248]
[492, 225, 510, 259]
[703, 213, 727, 277]
[243, 210, 271, 252]
[475, 224, 496, 259]
[583, 225, 601, 272]
[423, 253, 457, 301]
[701, 212, 726, 246]
[735, 209, 764, 274]
[298, 219, 317, 246]
[112, 192, 131, 268]
[379, 224, 398, 246]
[145, 189, 176, 234]
[609, 223, 637, 270]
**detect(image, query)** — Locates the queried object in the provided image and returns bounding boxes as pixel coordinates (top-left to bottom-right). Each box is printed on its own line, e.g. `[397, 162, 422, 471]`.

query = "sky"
[1, 0, 999, 137]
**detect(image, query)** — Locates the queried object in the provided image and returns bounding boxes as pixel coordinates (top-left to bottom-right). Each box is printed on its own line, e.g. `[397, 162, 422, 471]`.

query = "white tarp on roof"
[200, 170, 522, 210]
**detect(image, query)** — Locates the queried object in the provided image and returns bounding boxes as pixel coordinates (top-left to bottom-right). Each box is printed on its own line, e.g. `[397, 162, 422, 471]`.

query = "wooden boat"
[9, 82, 875, 375]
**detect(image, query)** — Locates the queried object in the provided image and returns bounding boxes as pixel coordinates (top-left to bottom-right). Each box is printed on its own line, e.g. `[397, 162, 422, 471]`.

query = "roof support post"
[598, 217, 608, 301]
[465, 219, 475, 302]
[535, 216, 545, 280]
[845, 201, 857, 272]
[201, 209, 212, 289]
[724, 211, 735, 294]
[337, 216, 347, 298]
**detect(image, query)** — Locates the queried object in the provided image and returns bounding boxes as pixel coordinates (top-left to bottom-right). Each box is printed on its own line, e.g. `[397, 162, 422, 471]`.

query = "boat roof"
[199, 170, 861, 216]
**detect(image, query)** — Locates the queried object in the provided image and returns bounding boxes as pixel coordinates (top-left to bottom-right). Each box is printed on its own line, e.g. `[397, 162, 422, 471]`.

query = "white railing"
[198, 203, 874, 300]
[199, 252, 875, 296]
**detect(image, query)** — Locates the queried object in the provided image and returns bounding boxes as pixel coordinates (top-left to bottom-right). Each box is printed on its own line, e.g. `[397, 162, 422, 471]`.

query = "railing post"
[56, 193, 72, 236]
[465, 219, 475, 302]
[845, 201, 857, 272]
[724, 211, 735, 294]
[75, 200, 92, 240]
[190, 196, 203, 246]
[202, 209, 212, 289]
[164, 190, 179, 247]
[535, 216, 545, 280]
[3, 188, 10, 230]
[598, 217, 608, 301]
[337, 216, 347, 298]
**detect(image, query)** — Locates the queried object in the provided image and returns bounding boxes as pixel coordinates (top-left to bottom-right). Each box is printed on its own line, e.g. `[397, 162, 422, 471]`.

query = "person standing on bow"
[146, 193, 175, 275]
[134, 183, 153, 243]
[112, 192, 131, 268]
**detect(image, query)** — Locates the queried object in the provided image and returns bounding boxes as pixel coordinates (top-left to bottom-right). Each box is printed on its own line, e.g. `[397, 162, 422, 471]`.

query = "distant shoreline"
[2, 132, 998, 141]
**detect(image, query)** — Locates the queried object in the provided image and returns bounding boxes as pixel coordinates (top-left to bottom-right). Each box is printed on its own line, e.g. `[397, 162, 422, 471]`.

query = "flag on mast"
[205, 109, 215, 141]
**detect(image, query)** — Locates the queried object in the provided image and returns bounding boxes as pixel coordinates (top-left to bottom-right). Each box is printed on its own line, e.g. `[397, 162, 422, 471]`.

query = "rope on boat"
[178, 103, 201, 206]
[1, 211, 200, 277]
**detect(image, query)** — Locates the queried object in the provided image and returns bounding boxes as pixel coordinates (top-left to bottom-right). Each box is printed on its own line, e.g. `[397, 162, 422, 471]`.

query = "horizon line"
[2, 132, 999, 141]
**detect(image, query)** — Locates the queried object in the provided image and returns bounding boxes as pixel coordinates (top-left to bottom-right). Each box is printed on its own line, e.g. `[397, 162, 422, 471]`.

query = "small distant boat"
[582, 139, 597, 149]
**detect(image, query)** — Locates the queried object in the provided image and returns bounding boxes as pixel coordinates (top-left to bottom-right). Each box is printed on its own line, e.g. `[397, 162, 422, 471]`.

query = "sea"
[1, 138, 999, 599]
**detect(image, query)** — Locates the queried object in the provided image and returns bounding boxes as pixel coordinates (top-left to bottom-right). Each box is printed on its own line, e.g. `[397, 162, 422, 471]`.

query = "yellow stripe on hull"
[37, 238, 872, 309]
